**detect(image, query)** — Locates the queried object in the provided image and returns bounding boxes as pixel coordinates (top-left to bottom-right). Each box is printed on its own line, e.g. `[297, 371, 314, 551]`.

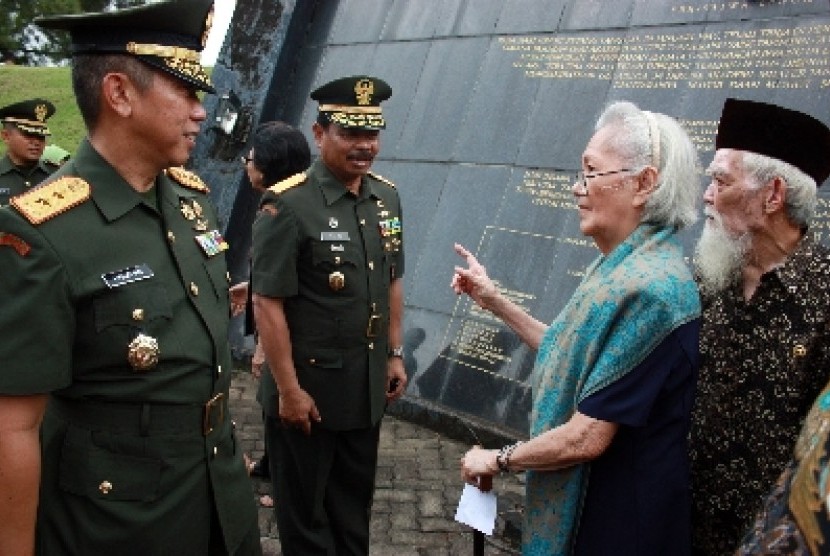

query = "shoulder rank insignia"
[166, 166, 209, 193]
[367, 171, 396, 188]
[11, 177, 91, 225]
[268, 172, 307, 195]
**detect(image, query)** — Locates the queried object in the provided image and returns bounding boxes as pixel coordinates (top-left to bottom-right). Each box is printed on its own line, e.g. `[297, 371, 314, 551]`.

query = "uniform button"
[369, 342, 374, 350]
[217, 365, 222, 374]
[226, 272, 231, 284]
[368, 261, 374, 270]
[167, 230, 176, 243]
[99, 480, 113, 494]
[360, 219, 366, 226]
[335, 256, 341, 265]
[190, 282, 199, 296]
[213, 446, 218, 457]
[309, 358, 316, 364]
[132, 308, 144, 321]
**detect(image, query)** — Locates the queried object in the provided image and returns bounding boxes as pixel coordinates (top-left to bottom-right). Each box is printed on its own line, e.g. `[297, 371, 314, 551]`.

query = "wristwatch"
[388, 346, 404, 358]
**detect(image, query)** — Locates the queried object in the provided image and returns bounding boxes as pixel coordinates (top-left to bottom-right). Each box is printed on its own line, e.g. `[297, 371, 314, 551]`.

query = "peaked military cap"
[715, 98, 830, 186]
[35, 0, 215, 94]
[311, 75, 392, 130]
[0, 98, 55, 136]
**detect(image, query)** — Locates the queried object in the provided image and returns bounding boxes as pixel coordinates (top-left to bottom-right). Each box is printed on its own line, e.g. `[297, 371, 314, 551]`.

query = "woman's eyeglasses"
[574, 168, 632, 195]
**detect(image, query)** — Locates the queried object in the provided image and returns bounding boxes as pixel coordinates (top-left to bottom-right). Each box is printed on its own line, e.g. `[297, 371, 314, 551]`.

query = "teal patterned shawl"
[523, 223, 700, 556]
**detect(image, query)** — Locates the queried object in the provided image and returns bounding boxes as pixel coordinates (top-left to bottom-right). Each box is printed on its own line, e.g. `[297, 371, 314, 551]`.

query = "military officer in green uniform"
[0, 98, 57, 205]
[251, 75, 408, 555]
[0, 2, 261, 555]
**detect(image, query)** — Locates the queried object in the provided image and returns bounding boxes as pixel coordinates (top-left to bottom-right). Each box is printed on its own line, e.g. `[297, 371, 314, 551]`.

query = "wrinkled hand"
[278, 387, 321, 435]
[229, 281, 249, 317]
[385, 357, 407, 402]
[460, 446, 499, 492]
[451, 244, 499, 310]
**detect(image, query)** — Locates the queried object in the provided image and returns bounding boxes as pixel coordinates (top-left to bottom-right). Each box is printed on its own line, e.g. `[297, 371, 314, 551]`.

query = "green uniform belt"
[49, 394, 227, 437]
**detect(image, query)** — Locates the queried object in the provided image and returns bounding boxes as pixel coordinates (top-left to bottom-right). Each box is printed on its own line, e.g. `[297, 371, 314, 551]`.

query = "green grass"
[0, 66, 84, 157]
[0, 65, 214, 158]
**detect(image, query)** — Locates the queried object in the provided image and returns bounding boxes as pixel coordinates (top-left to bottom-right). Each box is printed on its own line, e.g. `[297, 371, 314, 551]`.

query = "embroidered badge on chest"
[195, 229, 229, 257]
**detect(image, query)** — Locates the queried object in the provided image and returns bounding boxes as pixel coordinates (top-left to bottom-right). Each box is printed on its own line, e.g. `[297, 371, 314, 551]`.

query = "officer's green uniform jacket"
[251, 158, 404, 430]
[0, 139, 258, 555]
[0, 153, 56, 206]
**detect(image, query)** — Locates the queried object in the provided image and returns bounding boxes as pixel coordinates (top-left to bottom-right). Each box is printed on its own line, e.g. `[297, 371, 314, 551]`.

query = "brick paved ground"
[228, 369, 523, 555]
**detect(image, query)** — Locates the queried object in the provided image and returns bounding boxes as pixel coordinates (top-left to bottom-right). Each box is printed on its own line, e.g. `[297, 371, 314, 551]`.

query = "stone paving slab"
[229, 370, 523, 555]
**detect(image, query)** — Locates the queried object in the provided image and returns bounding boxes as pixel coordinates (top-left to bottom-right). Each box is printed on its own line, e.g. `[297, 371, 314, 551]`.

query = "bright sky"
[201, 0, 237, 66]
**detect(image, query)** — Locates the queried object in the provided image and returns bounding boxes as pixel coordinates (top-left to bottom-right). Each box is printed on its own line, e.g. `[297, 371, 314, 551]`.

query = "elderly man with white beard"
[689, 98, 830, 555]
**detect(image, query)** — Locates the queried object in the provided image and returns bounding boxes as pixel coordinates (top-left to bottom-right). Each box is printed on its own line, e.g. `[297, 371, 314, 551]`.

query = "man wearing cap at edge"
[689, 98, 830, 555]
[251, 75, 408, 555]
[0, 1, 261, 555]
[0, 98, 57, 206]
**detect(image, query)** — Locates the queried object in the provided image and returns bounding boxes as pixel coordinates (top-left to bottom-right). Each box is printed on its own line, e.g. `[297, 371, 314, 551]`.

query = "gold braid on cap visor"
[126, 41, 210, 86]
[318, 104, 385, 128]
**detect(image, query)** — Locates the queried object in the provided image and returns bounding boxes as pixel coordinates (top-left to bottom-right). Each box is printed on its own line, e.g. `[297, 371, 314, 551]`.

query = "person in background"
[251, 75, 408, 555]
[456, 100, 702, 555]
[689, 98, 830, 555]
[0, 98, 57, 205]
[736, 376, 830, 555]
[231, 121, 312, 508]
[0, 1, 261, 554]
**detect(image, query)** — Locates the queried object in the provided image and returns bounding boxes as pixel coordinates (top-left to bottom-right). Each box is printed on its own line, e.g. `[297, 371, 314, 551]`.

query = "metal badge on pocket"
[329, 271, 345, 291]
[127, 333, 160, 371]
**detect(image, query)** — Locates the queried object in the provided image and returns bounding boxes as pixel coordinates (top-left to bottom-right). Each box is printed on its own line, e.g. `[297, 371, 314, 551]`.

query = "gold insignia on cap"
[127, 333, 160, 371]
[354, 79, 374, 106]
[12, 177, 91, 225]
[794, 344, 807, 358]
[35, 104, 48, 122]
[166, 166, 209, 193]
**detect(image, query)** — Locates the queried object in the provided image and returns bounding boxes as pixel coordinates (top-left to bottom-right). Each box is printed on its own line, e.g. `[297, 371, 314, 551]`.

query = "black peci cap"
[311, 75, 392, 130]
[35, 0, 216, 94]
[715, 98, 830, 186]
[0, 98, 56, 136]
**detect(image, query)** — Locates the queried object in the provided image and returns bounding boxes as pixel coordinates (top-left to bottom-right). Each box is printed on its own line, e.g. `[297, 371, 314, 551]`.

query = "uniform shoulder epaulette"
[166, 166, 209, 193]
[11, 176, 91, 225]
[368, 171, 396, 188]
[268, 172, 307, 195]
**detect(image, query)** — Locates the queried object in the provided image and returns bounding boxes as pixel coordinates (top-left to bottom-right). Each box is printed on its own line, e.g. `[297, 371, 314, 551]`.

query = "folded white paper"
[454, 483, 497, 535]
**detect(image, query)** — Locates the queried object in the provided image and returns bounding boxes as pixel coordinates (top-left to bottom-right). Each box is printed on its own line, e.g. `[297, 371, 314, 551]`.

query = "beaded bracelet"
[496, 441, 523, 472]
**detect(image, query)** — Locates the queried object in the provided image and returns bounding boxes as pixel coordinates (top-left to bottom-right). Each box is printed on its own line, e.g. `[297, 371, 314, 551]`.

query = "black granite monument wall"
[193, 0, 830, 442]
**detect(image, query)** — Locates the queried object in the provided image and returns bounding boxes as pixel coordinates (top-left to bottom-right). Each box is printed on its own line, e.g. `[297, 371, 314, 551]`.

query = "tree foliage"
[0, 0, 151, 65]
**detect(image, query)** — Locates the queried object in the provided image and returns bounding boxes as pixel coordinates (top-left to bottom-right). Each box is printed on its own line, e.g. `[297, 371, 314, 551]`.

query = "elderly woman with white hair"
[454, 101, 702, 555]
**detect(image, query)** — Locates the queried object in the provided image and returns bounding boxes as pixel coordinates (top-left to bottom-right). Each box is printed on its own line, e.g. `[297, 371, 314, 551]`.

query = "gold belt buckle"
[203, 393, 225, 436]
[366, 314, 382, 338]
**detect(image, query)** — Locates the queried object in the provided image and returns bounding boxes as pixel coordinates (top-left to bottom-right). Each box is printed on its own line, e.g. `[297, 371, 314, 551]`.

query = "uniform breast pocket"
[93, 281, 173, 335]
[83, 281, 176, 368]
[311, 241, 361, 293]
